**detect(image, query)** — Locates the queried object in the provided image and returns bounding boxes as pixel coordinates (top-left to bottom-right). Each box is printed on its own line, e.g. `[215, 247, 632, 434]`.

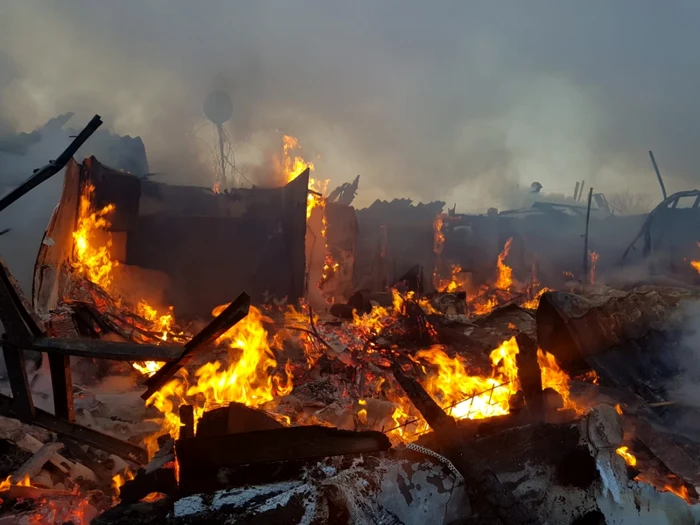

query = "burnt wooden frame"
[0, 115, 254, 465]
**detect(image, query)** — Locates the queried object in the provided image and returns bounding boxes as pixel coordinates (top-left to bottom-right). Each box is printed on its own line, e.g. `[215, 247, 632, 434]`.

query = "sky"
[2, 1, 700, 210]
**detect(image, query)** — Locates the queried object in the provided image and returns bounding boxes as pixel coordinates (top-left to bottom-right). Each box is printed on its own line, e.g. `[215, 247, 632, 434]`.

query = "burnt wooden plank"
[48, 354, 75, 422]
[142, 292, 250, 400]
[0, 393, 148, 464]
[175, 426, 390, 472]
[31, 337, 181, 361]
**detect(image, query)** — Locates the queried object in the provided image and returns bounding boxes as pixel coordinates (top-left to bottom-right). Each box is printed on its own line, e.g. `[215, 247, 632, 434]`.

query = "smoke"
[2, 1, 700, 208]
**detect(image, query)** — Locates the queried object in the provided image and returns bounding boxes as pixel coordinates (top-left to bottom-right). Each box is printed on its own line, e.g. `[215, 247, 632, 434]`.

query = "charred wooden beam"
[179, 405, 194, 440]
[31, 337, 181, 362]
[0, 115, 102, 213]
[514, 333, 543, 418]
[48, 354, 75, 422]
[392, 363, 539, 525]
[119, 468, 177, 504]
[0, 393, 148, 464]
[142, 292, 250, 400]
[1, 339, 35, 423]
[175, 426, 390, 475]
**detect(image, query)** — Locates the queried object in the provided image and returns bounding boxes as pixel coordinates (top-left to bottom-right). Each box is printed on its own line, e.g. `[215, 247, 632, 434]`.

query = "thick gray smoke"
[3, 0, 700, 213]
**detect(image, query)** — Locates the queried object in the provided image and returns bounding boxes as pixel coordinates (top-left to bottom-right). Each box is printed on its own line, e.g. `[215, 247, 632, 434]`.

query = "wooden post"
[573, 181, 580, 201]
[1, 338, 35, 423]
[583, 187, 593, 277]
[648, 150, 668, 200]
[48, 355, 75, 422]
[578, 180, 585, 201]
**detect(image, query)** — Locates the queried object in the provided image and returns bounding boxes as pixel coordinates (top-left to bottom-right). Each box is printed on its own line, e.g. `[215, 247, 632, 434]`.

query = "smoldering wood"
[0, 115, 102, 213]
[0, 394, 148, 464]
[391, 363, 539, 525]
[175, 426, 391, 474]
[141, 292, 250, 400]
[31, 337, 182, 361]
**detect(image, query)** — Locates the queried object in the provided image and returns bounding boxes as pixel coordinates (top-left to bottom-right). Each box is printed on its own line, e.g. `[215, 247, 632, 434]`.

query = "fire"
[588, 251, 599, 285]
[111, 468, 135, 497]
[72, 182, 118, 290]
[437, 264, 466, 293]
[414, 337, 520, 422]
[537, 349, 580, 412]
[137, 300, 175, 341]
[495, 238, 514, 291]
[357, 399, 368, 425]
[616, 446, 637, 467]
[132, 360, 163, 377]
[0, 474, 31, 492]
[615, 403, 624, 415]
[521, 287, 551, 310]
[146, 304, 293, 454]
[663, 483, 691, 502]
[280, 135, 315, 184]
[432, 214, 447, 290]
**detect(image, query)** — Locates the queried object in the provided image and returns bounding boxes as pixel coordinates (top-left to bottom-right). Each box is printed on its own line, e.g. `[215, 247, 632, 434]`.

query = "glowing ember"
[588, 250, 599, 285]
[145, 305, 293, 456]
[616, 446, 637, 467]
[72, 182, 118, 290]
[614, 403, 624, 415]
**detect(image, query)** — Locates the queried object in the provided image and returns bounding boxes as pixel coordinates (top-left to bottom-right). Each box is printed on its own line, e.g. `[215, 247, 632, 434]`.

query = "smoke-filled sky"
[2, 0, 700, 209]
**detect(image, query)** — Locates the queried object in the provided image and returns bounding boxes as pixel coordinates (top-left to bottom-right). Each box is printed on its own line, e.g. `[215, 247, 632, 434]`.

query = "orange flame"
[663, 483, 691, 502]
[72, 182, 118, 290]
[145, 305, 293, 456]
[0, 474, 31, 492]
[112, 468, 135, 497]
[537, 349, 580, 412]
[495, 238, 514, 291]
[616, 446, 637, 467]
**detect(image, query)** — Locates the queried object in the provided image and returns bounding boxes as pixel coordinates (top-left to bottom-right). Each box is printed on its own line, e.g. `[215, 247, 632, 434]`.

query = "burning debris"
[0, 118, 699, 524]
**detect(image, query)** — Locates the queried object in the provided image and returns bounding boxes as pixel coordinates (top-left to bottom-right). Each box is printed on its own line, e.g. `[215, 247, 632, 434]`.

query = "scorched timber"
[175, 426, 391, 473]
[31, 337, 182, 362]
[142, 292, 250, 400]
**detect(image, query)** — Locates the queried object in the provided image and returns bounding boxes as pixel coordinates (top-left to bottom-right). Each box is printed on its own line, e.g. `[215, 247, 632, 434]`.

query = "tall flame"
[145, 305, 293, 455]
[495, 237, 514, 291]
[72, 182, 118, 290]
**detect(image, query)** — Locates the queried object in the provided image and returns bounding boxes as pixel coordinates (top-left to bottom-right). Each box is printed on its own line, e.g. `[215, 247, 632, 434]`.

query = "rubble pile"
[0, 118, 699, 524]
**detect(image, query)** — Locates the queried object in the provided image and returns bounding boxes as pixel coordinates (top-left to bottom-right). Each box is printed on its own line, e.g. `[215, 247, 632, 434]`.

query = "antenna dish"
[204, 90, 233, 124]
